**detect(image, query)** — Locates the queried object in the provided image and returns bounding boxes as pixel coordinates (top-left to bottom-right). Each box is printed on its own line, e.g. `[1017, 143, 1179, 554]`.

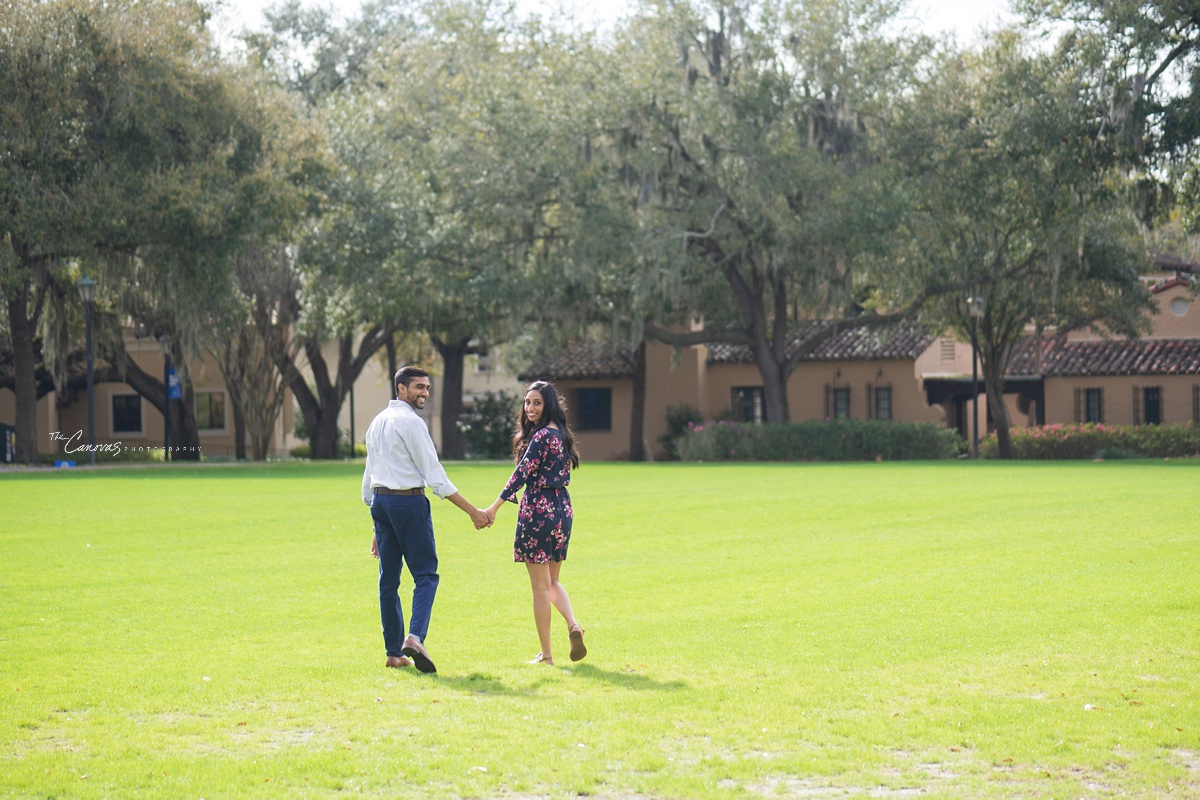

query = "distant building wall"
[1044, 375, 1200, 425]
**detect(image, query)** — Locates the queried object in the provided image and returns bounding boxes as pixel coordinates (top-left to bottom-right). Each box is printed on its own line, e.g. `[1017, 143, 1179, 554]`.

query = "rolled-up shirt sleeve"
[362, 454, 374, 506]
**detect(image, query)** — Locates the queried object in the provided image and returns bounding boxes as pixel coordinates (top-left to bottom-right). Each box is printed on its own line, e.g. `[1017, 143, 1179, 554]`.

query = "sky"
[209, 0, 1017, 48]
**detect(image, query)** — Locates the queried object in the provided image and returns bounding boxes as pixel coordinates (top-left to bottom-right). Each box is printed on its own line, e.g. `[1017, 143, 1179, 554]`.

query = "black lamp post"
[968, 294, 984, 459]
[158, 333, 171, 462]
[75, 276, 97, 466]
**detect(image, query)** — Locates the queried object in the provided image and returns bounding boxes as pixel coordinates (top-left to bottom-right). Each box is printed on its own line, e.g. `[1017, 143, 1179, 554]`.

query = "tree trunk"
[232, 397, 246, 460]
[117, 353, 200, 460]
[628, 340, 647, 461]
[711, 249, 793, 423]
[5, 284, 40, 464]
[214, 327, 286, 461]
[982, 358, 1013, 458]
[252, 284, 398, 460]
[176, 383, 201, 461]
[752, 344, 790, 423]
[386, 335, 398, 400]
[432, 335, 469, 460]
[312, 409, 341, 460]
[298, 335, 342, 460]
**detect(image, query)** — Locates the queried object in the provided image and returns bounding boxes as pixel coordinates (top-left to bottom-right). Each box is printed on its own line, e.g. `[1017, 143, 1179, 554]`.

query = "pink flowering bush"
[980, 422, 1200, 459]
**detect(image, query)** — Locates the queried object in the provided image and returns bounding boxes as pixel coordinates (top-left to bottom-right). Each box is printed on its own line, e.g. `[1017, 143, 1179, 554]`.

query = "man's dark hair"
[395, 366, 430, 390]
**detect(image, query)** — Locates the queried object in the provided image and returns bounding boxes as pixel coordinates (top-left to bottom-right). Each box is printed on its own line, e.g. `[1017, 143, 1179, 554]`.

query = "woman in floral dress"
[485, 381, 586, 665]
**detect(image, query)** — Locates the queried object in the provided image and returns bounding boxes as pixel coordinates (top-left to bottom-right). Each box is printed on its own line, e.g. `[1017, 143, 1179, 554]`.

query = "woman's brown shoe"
[528, 652, 554, 665]
[568, 624, 587, 662]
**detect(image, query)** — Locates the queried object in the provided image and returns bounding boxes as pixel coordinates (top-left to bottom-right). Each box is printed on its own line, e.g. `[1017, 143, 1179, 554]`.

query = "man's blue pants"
[371, 495, 440, 657]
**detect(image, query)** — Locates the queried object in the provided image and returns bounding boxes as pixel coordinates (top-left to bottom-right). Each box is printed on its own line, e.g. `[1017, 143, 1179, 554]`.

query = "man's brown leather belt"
[374, 487, 425, 496]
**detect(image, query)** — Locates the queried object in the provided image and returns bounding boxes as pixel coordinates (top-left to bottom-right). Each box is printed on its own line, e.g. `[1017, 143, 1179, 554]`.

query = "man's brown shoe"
[401, 635, 436, 674]
[385, 655, 414, 668]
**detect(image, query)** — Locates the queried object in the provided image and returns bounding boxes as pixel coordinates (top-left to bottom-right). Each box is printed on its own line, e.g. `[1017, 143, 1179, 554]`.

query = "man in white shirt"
[362, 366, 490, 673]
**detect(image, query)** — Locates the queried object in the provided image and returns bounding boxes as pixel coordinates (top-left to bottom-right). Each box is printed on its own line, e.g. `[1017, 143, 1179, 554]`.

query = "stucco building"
[517, 264, 1198, 460]
[3, 260, 1195, 463]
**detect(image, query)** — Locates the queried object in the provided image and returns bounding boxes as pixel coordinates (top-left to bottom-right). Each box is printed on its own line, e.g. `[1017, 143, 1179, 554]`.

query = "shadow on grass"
[433, 672, 554, 696]
[431, 666, 688, 695]
[565, 664, 688, 691]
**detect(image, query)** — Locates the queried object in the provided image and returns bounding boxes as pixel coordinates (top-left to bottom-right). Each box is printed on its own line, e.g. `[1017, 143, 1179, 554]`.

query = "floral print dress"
[500, 427, 573, 563]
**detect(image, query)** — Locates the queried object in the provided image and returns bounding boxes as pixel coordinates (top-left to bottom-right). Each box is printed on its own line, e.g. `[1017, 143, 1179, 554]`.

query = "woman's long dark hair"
[513, 380, 580, 469]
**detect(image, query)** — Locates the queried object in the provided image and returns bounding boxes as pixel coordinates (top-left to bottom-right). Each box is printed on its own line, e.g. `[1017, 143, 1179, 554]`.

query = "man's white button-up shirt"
[361, 399, 458, 505]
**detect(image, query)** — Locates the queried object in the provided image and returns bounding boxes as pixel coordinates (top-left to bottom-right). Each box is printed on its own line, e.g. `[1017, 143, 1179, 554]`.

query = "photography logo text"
[50, 430, 122, 457]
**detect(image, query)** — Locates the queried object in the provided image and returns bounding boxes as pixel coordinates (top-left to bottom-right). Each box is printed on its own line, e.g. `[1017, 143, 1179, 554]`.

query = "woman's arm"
[493, 429, 547, 512]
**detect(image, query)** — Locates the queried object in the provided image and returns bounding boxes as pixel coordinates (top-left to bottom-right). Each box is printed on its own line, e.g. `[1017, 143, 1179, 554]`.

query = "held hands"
[482, 499, 503, 529]
[467, 499, 502, 530]
[468, 506, 491, 530]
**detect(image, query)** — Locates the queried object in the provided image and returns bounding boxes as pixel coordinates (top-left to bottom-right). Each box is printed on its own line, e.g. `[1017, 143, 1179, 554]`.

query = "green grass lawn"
[1, 460, 1198, 798]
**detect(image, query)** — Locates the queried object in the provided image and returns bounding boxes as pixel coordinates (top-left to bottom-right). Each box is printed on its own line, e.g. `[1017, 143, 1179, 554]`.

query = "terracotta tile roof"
[1042, 338, 1200, 376]
[705, 321, 823, 364]
[525, 330, 1200, 380]
[707, 321, 934, 364]
[1150, 276, 1193, 294]
[1152, 253, 1200, 272]
[1007, 333, 1200, 376]
[1005, 334, 1064, 375]
[519, 340, 636, 381]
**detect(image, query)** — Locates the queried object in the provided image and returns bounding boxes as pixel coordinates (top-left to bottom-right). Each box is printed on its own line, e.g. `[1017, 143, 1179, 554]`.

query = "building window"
[195, 391, 226, 431]
[575, 388, 611, 431]
[474, 353, 493, 373]
[1085, 388, 1103, 423]
[833, 387, 851, 419]
[940, 340, 956, 361]
[824, 384, 852, 419]
[1143, 386, 1162, 425]
[731, 387, 764, 424]
[1170, 297, 1189, 317]
[111, 394, 142, 434]
[874, 386, 893, 421]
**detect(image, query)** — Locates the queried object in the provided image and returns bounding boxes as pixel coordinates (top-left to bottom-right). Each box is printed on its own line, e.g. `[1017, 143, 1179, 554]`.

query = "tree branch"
[678, 201, 726, 240]
[643, 321, 752, 347]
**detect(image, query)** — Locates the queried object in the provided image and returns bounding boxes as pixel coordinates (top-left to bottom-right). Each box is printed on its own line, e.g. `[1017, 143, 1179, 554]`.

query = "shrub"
[457, 391, 520, 459]
[980, 422, 1200, 459]
[658, 404, 706, 460]
[288, 408, 362, 458]
[289, 441, 364, 459]
[677, 419, 965, 462]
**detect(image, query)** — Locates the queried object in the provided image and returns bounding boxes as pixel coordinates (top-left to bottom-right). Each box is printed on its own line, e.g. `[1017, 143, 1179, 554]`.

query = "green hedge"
[981, 422, 1200, 459]
[677, 419, 966, 462]
[288, 442, 366, 459]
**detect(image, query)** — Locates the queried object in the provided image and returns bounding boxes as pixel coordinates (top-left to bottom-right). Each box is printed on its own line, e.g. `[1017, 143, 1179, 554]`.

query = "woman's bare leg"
[551, 562, 586, 661]
[525, 562, 554, 663]
[547, 561, 578, 629]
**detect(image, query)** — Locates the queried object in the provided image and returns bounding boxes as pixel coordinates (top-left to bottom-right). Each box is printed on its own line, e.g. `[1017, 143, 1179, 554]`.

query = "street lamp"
[157, 333, 172, 462]
[75, 276, 97, 466]
[967, 294, 984, 460]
